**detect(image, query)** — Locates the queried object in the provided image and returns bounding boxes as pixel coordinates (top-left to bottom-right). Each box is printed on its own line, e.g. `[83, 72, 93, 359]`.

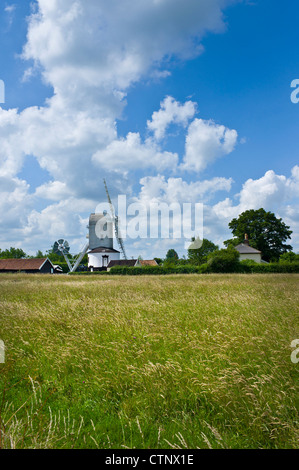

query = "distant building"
[0, 258, 55, 274]
[135, 259, 158, 267]
[235, 234, 262, 263]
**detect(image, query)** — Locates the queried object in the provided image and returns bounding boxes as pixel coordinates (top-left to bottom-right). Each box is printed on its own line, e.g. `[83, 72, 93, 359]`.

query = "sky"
[0, 0, 298, 259]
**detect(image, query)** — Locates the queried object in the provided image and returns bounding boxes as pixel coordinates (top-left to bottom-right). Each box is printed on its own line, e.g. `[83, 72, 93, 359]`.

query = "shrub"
[279, 252, 299, 263]
[207, 247, 241, 273]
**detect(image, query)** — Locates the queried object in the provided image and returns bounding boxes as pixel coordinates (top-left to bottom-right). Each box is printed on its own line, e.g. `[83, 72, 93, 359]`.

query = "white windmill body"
[87, 213, 120, 270]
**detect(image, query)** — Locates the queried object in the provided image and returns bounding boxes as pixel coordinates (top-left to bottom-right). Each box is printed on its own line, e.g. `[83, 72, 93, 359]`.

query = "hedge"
[106, 262, 299, 275]
[239, 262, 299, 274]
[68, 262, 299, 275]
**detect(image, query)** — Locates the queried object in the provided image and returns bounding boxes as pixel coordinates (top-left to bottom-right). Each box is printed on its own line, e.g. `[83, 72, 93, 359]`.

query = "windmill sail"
[53, 239, 89, 273]
[103, 179, 127, 260]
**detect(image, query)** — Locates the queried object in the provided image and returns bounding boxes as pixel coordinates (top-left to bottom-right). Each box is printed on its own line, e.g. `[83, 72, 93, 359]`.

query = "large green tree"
[224, 208, 293, 262]
[188, 238, 218, 265]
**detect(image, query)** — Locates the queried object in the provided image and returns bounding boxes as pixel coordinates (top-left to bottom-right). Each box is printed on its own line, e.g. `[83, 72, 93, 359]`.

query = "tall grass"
[0, 274, 298, 449]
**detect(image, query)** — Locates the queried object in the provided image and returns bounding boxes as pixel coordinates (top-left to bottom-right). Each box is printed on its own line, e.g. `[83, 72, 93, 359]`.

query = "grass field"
[0, 273, 298, 449]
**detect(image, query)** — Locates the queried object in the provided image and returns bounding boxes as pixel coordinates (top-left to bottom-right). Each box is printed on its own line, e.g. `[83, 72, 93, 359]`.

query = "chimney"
[244, 233, 249, 245]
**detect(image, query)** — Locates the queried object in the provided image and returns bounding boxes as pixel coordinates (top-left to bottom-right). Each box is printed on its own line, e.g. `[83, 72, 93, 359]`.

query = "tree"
[279, 252, 299, 263]
[165, 249, 178, 261]
[163, 249, 179, 267]
[224, 208, 293, 262]
[35, 250, 44, 258]
[187, 238, 218, 265]
[0, 247, 27, 259]
[46, 248, 65, 263]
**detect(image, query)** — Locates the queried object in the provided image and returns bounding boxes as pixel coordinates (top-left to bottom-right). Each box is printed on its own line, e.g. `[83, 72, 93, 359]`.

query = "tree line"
[1, 208, 298, 266]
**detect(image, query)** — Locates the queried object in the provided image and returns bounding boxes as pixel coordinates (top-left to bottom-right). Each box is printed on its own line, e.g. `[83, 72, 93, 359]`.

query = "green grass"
[0, 273, 298, 449]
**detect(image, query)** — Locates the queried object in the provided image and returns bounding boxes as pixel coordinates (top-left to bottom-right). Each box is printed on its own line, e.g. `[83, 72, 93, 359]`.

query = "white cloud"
[0, 0, 237, 198]
[213, 166, 299, 219]
[147, 96, 197, 141]
[34, 181, 73, 201]
[22, 0, 230, 94]
[0, 176, 33, 246]
[4, 4, 16, 14]
[4, 4, 16, 29]
[137, 174, 233, 205]
[181, 118, 238, 172]
[92, 132, 179, 174]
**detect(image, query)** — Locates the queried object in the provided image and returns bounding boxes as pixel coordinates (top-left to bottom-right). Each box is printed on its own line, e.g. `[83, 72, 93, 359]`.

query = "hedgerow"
[69, 262, 299, 275]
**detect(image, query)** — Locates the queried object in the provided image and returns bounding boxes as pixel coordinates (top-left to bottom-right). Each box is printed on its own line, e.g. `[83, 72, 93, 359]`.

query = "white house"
[235, 234, 262, 263]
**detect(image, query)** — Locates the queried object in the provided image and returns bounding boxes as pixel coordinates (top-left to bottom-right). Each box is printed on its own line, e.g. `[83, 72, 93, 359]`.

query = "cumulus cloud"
[181, 118, 238, 172]
[147, 96, 197, 141]
[213, 166, 299, 219]
[0, 0, 237, 197]
[137, 174, 233, 205]
[22, 0, 230, 94]
[0, 176, 33, 245]
[92, 132, 179, 174]
[34, 181, 73, 201]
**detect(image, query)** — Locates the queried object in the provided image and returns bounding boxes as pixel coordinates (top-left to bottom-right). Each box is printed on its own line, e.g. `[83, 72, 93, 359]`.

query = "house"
[235, 234, 262, 263]
[0, 258, 56, 274]
[135, 259, 158, 267]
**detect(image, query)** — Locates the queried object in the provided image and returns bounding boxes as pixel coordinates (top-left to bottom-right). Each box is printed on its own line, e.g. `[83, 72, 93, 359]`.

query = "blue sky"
[0, 0, 298, 258]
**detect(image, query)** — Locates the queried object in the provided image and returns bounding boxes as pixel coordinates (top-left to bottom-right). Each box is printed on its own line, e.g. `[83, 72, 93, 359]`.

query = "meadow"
[0, 273, 298, 449]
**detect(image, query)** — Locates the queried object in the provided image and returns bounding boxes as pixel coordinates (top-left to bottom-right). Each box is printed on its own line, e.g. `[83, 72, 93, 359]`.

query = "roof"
[235, 243, 261, 254]
[138, 260, 158, 266]
[0, 258, 54, 271]
[107, 259, 137, 268]
[88, 247, 120, 254]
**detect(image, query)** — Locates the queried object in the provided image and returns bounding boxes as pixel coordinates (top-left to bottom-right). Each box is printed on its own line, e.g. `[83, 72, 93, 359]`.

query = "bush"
[279, 252, 299, 263]
[207, 247, 241, 273]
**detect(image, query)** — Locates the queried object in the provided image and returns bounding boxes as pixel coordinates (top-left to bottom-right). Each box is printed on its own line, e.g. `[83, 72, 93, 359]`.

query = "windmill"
[103, 179, 127, 260]
[53, 239, 89, 273]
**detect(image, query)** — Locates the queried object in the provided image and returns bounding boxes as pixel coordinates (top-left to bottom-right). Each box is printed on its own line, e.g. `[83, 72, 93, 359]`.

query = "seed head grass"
[0, 273, 298, 448]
